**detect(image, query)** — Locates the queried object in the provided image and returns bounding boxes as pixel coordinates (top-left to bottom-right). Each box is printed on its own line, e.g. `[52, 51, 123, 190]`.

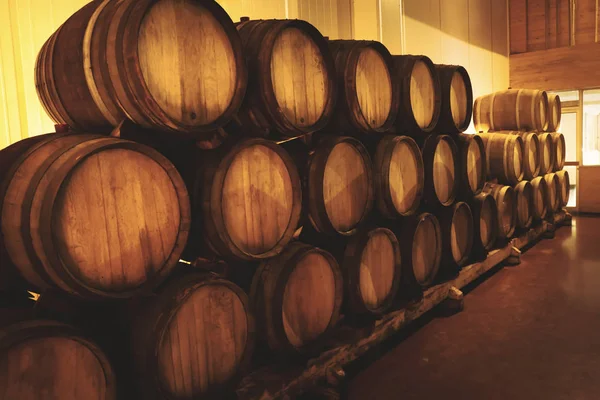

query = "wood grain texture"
[483, 183, 516, 239]
[514, 180, 534, 228]
[527, 0, 547, 52]
[222, 144, 294, 255]
[575, 0, 597, 45]
[355, 48, 393, 129]
[538, 132, 555, 174]
[0, 321, 116, 400]
[433, 138, 456, 205]
[555, 169, 570, 207]
[577, 166, 600, 212]
[450, 203, 473, 264]
[469, 192, 498, 254]
[407, 214, 442, 287]
[530, 176, 549, 219]
[467, 137, 484, 193]
[510, 0, 527, 54]
[543, 173, 560, 212]
[435, 65, 473, 134]
[474, 89, 548, 132]
[546, 94, 562, 132]
[510, 132, 540, 180]
[410, 61, 436, 130]
[359, 230, 397, 310]
[479, 194, 495, 248]
[479, 132, 524, 185]
[450, 71, 469, 127]
[158, 284, 249, 398]
[550, 132, 566, 171]
[138, 0, 236, 126]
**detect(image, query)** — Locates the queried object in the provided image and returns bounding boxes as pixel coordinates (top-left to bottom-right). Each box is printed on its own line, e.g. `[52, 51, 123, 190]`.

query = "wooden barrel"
[307, 136, 373, 235]
[455, 133, 486, 197]
[36, 0, 246, 141]
[435, 64, 473, 133]
[550, 132, 566, 171]
[399, 213, 442, 288]
[470, 193, 498, 254]
[192, 138, 302, 261]
[342, 227, 401, 316]
[328, 40, 397, 134]
[546, 94, 562, 132]
[514, 181, 534, 229]
[543, 173, 561, 213]
[373, 135, 424, 218]
[530, 176, 549, 220]
[234, 19, 335, 137]
[555, 170, 570, 208]
[511, 132, 541, 180]
[250, 242, 343, 354]
[0, 320, 116, 399]
[438, 202, 474, 269]
[538, 132, 555, 174]
[131, 273, 254, 400]
[393, 55, 441, 134]
[479, 132, 524, 185]
[421, 135, 459, 207]
[1, 134, 190, 298]
[483, 183, 517, 239]
[474, 89, 549, 132]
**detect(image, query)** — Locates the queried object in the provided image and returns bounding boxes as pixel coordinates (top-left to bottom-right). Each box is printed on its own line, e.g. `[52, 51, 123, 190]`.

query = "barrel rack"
[236, 210, 573, 400]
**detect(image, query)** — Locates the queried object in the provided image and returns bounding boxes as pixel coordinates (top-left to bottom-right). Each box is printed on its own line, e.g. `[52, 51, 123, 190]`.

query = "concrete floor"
[348, 216, 600, 400]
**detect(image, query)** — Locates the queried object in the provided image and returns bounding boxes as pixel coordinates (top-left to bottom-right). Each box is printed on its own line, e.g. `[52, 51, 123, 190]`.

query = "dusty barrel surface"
[36, 0, 247, 142]
[438, 202, 474, 269]
[537, 132, 555, 174]
[329, 40, 397, 134]
[399, 213, 442, 288]
[469, 193, 498, 254]
[455, 133, 486, 197]
[342, 227, 401, 316]
[186, 138, 302, 261]
[435, 64, 473, 133]
[131, 273, 255, 400]
[373, 135, 424, 218]
[543, 173, 561, 213]
[306, 136, 373, 235]
[530, 176, 549, 220]
[483, 183, 517, 239]
[550, 132, 566, 171]
[0, 320, 117, 400]
[250, 242, 343, 354]
[393, 55, 441, 134]
[0, 134, 190, 298]
[546, 94, 562, 132]
[479, 132, 524, 185]
[234, 19, 335, 137]
[474, 89, 549, 132]
[421, 134, 459, 207]
[514, 181, 534, 229]
[555, 170, 570, 208]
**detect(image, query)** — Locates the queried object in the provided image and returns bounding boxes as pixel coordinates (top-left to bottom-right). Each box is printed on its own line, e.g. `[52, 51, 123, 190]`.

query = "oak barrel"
[373, 135, 424, 218]
[514, 181, 534, 229]
[469, 193, 498, 255]
[421, 134, 459, 207]
[474, 89, 549, 132]
[510, 131, 541, 180]
[342, 227, 401, 316]
[328, 40, 398, 134]
[479, 132, 524, 185]
[399, 213, 442, 288]
[435, 64, 473, 133]
[250, 242, 343, 354]
[307, 136, 373, 235]
[0, 320, 116, 399]
[189, 138, 302, 261]
[483, 183, 517, 239]
[543, 173, 561, 213]
[550, 132, 566, 171]
[234, 19, 335, 137]
[36, 0, 247, 139]
[1, 134, 190, 298]
[555, 170, 570, 208]
[131, 273, 254, 400]
[546, 94, 562, 132]
[438, 202, 474, 269]
[455, 133, 486, 197]
[538, 132, 555, 174]
[393, 55, 441, 134]
[530, 176, 549, 220]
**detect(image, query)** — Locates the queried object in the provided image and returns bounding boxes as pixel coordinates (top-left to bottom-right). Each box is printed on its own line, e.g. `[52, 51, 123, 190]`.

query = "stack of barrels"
[474, 90, 569, 242]
[0, 1, 564, 399]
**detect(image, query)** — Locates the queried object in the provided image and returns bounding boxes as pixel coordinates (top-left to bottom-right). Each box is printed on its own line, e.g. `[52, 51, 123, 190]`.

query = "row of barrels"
[36, 0, 473, 145]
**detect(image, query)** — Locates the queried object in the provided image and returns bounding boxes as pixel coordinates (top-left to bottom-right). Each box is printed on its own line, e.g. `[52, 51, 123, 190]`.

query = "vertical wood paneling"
[557, 0, 571, 47]
[527, 0, 547, 51]
[575, 0, 596, 45]
[510, 0, 528, 53]
[548, 0, 558, 48]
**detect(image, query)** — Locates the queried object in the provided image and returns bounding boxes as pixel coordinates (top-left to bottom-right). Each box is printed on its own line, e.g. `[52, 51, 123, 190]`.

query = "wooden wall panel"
[403, 0, 442, 61]
[577, 166, 600, 212]
[574, 0, 596, 45]
[527, 0, 547, 51]
[510, 0, 528, 53]
[510, 42, 600, 90]
[557, 0, 571, 47]
[440, 0, 469, 65]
